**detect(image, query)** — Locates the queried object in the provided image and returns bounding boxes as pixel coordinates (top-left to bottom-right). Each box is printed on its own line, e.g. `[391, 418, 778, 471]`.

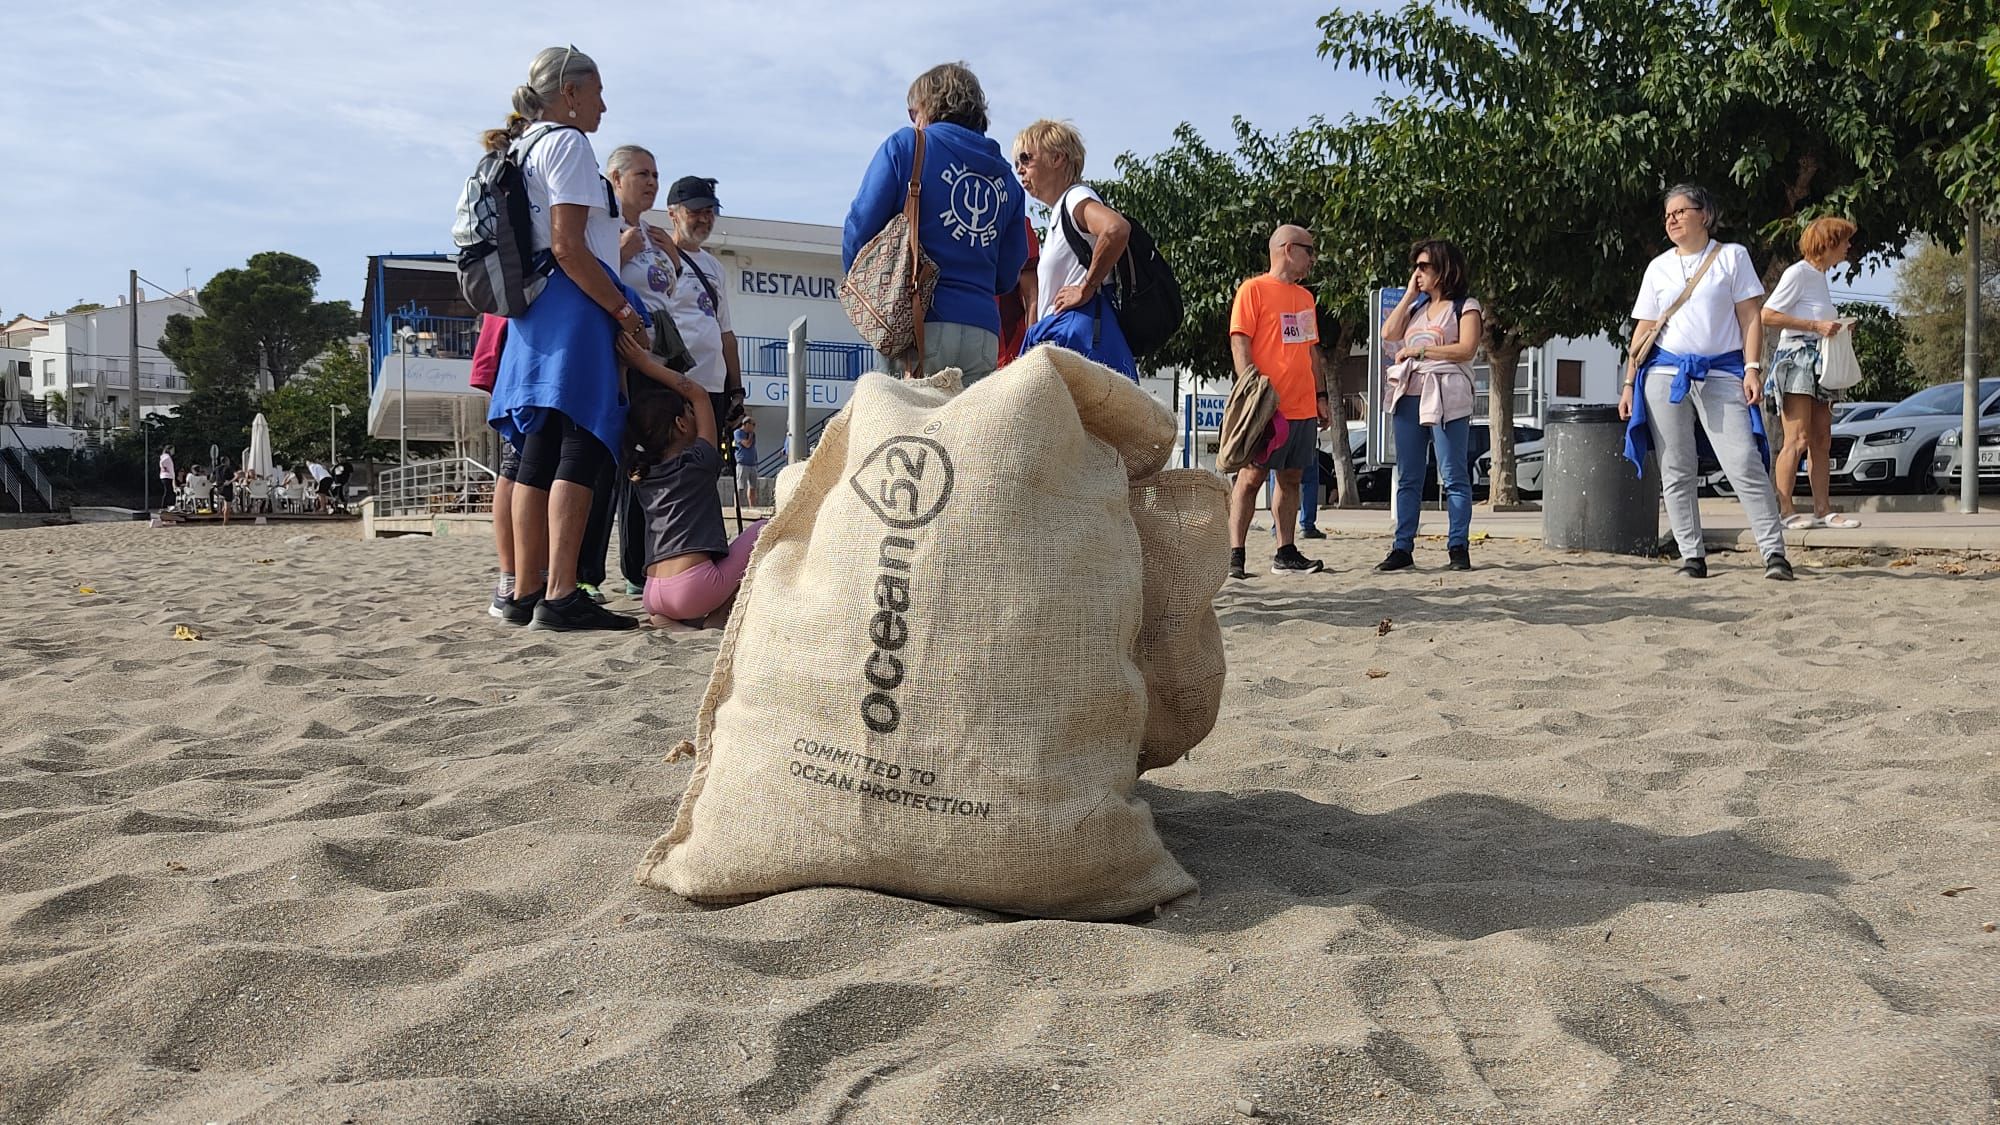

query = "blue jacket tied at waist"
[1622, 348, 1769, 475]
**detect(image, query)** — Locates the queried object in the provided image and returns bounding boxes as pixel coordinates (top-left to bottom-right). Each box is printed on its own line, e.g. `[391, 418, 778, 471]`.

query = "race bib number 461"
[1279, 309, 1318, 344]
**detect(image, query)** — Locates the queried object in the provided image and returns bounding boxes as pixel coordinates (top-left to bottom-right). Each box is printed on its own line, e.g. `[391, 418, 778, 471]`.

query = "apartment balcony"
[68, 359, 191, 394]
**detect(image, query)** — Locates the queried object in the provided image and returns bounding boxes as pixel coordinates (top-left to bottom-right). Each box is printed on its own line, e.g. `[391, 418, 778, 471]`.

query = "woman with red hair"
[1763, 216, 1859, 529]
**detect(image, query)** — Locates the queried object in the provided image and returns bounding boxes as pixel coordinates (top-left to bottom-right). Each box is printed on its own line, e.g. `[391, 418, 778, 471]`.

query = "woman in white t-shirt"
[481, 46, 643, 631]
[1011, 119, 1139, 379]
[1619, 183, 1793, 581]
[1763, 216, 1860, 530]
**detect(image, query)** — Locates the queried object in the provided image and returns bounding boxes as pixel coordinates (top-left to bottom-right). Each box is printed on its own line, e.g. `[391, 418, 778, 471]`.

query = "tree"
[1838, 301, 1923, 402]
[44, 390, 68, 424]
[159, 252, 356, 394]
[1894, 231, 2000, 385]
[261, 342, 391, 464]
[1313, 0, 1963, 502]
[151, 384, 259, 473]
[1769, 0, 2000, 213]
[65, 301, 105, 315]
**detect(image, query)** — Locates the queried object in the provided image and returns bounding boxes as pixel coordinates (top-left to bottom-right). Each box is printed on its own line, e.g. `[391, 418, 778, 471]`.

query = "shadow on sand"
[1145, 787, 1847, 939]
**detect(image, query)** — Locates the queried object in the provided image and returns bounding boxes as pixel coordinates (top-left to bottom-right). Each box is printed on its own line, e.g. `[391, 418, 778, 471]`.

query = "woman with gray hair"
[841, 61, 1031, 383]
[483, 45, 645, 629]
[1619, 183, 1793, 580]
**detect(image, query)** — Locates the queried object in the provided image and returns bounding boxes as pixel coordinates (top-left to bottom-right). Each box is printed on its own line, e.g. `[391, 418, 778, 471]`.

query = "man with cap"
[660, 175, 744, 432]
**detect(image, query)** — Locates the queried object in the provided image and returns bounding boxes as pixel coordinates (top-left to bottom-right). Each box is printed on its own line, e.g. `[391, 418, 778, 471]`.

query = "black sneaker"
[1374, 548, 1415, 573]
[1764, 554, 1796, 581]
[1300, 526, 1328, 540]
[1677, 557, 1709, 579]
[1448, 546, 1472, 571]
[498, 591, 542, 626]
[1272, 545, 1324, 574]
[1229, 547, 1251, 580]
[531, 590, 638, 631]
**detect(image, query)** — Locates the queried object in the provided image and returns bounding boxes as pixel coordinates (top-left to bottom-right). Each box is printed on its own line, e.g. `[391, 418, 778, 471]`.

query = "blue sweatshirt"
[842, 123, 1030, 336]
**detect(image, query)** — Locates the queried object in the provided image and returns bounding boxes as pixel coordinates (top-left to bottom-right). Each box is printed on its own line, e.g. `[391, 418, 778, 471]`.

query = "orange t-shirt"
[1229, 274, 1321, 420]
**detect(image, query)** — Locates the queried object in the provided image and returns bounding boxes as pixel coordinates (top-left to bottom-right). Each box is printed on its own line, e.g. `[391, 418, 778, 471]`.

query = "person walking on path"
[1226, 225, 1333, 579]
[483, 45, 643, 630]
[1619, 183, 1794, 580]
[844, 62, 1030, 383]
[1377, 239, 1484, 572]
[1764, 216, 1860, 530]
[1013, 119, 1139, 379]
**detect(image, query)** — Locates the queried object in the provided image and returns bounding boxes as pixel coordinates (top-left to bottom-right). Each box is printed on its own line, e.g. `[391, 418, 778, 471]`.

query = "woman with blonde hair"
[1763, 216, 1860, 529]
[1013, 119, 1139, 379]
[482, 45, 645, 630]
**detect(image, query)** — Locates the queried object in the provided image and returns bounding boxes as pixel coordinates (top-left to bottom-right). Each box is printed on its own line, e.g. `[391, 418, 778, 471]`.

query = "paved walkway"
[1298, 498, 2000, 553]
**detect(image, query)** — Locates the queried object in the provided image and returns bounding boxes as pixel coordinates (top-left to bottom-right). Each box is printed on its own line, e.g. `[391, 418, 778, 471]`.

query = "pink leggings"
[643, 520, 768, 622]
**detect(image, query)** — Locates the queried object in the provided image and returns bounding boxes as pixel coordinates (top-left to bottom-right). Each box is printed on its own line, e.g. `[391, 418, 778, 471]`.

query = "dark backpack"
[1055, 190, 1184, 358]
[451, 124, 576, 317]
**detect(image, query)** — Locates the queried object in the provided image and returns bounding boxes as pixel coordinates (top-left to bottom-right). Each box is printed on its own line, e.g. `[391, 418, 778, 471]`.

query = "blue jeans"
[1391, 394, 1472, 551]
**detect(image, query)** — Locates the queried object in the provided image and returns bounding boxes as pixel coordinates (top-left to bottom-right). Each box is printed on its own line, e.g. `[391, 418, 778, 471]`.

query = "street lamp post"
[396, 326, 416, 468]
[329, 402, 351, 463]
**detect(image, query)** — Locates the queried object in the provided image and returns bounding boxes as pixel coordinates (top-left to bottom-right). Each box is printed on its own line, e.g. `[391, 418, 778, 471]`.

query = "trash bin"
[1541, 403, 1660, 555]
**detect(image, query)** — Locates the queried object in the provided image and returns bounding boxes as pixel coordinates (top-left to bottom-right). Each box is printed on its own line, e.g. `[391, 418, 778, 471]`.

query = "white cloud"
[4, 0, 1390, 316]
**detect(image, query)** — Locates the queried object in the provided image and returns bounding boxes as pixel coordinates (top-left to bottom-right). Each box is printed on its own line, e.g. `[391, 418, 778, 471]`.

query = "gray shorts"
[1262, 416, 1318, 472]
[734, 463, 756, 490]
[879, 322, 1000, 385]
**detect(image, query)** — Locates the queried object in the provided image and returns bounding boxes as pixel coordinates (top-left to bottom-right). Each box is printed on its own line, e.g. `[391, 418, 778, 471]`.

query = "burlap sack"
[636, 346, 1197, 920]
[1131, 470, 1228, 772]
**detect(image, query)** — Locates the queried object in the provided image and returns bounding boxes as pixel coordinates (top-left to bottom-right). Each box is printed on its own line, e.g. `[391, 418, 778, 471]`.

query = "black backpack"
[451, 124, 576, 317]
[1055, 191, 1184, 358]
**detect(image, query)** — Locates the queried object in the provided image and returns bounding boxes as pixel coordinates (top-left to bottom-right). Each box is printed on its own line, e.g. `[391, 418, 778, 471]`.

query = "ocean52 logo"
[851, 434, 953, 735]
[851, 436, 954, 529]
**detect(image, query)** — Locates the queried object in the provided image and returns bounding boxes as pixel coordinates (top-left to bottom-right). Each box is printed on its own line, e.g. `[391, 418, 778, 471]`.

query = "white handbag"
[1816, 318, 1862, 391]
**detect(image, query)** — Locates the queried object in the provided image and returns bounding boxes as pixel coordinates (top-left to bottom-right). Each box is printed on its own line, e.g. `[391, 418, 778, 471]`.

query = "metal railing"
[757, 414, 830, 478]
[69, 359, 190, 392]
[372, 457, 496, 518]
[0, 435, 55, 510]
[17, 400, 50, 427]
[736, 335, 872, 380]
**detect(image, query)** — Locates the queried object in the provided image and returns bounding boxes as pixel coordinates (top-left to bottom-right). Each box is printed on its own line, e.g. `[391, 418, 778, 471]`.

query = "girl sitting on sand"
[614, 333, 766, 628]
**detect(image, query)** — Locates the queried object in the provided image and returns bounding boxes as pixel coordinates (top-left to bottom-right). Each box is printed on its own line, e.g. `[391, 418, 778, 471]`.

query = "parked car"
[1349, 421, 1541, 503]
[1832, 400, 1892, 425]
[1821, 379, 2000, 493]
[1931, 421, 2000, 492]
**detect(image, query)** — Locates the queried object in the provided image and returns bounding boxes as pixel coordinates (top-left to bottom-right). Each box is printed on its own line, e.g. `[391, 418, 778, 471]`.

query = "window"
[42, 359, 54, 387]
[1555, 359, 1584, 398]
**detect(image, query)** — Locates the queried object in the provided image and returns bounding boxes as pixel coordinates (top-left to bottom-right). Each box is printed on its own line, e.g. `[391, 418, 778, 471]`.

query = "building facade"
[24, 296, 197, 427]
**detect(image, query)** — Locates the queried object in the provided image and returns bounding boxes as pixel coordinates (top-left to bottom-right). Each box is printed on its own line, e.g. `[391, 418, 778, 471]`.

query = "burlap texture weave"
[636, 345, 1216, 919]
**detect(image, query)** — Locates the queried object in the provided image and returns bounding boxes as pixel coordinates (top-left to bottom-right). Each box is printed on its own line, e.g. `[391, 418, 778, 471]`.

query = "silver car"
[1819, 379, 2000, 492]
[1932, 421, 2000, 492]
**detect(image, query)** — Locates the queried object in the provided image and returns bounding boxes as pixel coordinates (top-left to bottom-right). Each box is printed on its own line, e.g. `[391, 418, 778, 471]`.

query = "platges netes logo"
[849, 434, 955, 733]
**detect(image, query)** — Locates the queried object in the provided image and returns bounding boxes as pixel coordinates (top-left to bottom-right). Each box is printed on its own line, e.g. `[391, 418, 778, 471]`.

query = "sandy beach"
[2, 520, 1997, 1123]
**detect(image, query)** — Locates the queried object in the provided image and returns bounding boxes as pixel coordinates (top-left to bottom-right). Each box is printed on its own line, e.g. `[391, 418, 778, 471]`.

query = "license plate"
[1979, 447, 2000, 467]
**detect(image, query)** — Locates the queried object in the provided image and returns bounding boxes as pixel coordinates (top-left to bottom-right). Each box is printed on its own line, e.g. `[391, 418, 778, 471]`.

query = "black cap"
[666, 175, 720, 211]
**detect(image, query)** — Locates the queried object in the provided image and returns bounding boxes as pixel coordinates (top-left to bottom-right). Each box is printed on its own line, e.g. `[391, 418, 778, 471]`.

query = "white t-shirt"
[1632, 241, 1764, 359]
[619, 223, 733, 393]
[519, 124, 622, 273]
[1035, 184, 1104, 321]
[1764, 258, 1837, 348]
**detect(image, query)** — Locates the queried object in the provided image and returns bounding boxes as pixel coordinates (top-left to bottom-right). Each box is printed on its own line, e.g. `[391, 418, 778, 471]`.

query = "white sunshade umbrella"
[248, 414, 277, 480]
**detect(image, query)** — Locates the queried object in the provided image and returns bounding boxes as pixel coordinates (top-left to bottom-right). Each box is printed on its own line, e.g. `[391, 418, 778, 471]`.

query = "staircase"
[0, 436, 56, 513]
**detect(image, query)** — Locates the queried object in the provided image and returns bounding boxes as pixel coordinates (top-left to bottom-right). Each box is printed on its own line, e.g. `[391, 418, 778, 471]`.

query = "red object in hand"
[470, 314, 508, 392]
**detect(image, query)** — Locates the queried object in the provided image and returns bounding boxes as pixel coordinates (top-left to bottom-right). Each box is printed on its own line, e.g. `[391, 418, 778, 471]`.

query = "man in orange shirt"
[1227, 224, 1333, 578]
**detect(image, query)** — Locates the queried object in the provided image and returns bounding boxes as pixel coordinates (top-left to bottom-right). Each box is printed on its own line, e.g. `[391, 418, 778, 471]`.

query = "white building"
[25, 294, 197, 427]
[366, 215, 871, 476]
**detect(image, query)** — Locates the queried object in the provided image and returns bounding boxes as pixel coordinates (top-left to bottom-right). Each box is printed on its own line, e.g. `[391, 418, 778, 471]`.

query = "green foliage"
[64, 301, 106, 315]
[148, 384, 260, 473]
[1893, 233, 2000, 385]
[1836, 301, 1923, 401]
[1768, 0, 2000, 212]
[158, 252, 357, 393]
[43, 390, 68, 424]
[261, 342, 391, 465]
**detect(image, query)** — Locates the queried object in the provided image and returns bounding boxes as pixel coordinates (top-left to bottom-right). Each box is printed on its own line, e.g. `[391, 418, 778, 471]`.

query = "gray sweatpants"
[879, 323, 1000, 386]
[1644, 369, 1787, 561]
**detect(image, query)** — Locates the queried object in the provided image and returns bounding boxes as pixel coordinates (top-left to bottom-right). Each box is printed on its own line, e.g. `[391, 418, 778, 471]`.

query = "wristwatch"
[1745, 362, 1763, 371]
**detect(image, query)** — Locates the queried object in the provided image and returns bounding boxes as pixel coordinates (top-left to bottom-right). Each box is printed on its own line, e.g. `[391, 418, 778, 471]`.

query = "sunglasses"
[1414, 259, 1437, 270]
[1665, 206, 1703, 222]
[1288, 242, 1317, 255]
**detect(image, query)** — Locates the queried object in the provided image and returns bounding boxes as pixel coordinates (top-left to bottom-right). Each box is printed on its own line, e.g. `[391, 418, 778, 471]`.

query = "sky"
[3, 0, 1900, 320]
